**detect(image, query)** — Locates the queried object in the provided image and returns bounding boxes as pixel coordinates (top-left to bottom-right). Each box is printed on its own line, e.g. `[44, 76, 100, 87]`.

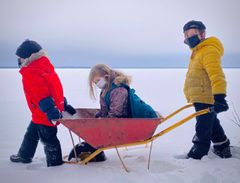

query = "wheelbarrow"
[59, 104, 211, 172]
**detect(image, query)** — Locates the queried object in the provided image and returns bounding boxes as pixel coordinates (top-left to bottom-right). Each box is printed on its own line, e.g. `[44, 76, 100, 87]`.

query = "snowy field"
[0, 68, 239, 183]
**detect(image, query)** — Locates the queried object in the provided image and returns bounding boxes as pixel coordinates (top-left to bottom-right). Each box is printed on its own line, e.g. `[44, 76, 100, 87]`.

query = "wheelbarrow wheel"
[68, 142, 106, 162]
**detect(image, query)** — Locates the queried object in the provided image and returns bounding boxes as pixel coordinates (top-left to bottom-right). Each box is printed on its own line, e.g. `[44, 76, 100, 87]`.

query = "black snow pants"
[191, 103, 229, 156]
[17, 122, 63, 166]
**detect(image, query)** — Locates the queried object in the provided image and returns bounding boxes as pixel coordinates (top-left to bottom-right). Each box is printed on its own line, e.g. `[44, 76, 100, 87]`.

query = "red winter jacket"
[19, 51, 64, 126]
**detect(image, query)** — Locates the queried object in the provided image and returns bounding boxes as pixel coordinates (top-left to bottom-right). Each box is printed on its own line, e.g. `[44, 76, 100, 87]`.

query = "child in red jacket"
[10, 40, 75, 167]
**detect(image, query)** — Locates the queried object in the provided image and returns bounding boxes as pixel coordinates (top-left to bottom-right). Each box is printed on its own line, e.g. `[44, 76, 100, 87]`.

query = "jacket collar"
[191, 36, 224, 55]
[20, 50, 48, 68]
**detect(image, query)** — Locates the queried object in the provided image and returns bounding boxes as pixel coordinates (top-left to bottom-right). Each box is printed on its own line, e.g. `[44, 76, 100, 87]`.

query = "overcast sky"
[0, 0, 240, 67]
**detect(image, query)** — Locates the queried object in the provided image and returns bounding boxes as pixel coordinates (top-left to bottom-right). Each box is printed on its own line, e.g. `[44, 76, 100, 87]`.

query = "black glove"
[46, 107, 62, 122]
[64, 97, 76, 115]
[39, 97, 62, 123]
[214, 94, 229, 113]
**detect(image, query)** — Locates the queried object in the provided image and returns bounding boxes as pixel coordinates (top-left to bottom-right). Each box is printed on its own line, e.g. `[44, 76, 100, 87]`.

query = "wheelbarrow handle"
[152, 107, 211, 140]
[160, 103, 194, 123]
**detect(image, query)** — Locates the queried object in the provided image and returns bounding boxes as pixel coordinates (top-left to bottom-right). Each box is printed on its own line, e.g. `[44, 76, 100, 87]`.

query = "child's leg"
[188, 103, 215, 159]
[211, 117, 231, 158]
[38, 125, 63, 167]
[17, 122, 40, 161]
[211, 117, 228, 143]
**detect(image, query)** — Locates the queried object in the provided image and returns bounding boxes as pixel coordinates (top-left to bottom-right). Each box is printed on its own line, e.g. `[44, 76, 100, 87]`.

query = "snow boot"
[213, 139, 232, 158]
[213, 146, 232, 158]
[44, 143, 63, 167]
[68, 142, 106, 162]
[10, 154, 32, 163]
[187, 145, 208, 160]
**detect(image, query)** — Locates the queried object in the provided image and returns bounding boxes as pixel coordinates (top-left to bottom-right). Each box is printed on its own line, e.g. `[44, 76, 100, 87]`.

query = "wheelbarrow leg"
[69, 130, 79, 162]
[147, 141, 154, 170]
[115, 146, 129, 172]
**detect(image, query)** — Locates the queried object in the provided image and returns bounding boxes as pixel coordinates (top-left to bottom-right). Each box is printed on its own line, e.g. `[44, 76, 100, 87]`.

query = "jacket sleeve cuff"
[214, 94, 226, 102]
[38, 96, 55, 112]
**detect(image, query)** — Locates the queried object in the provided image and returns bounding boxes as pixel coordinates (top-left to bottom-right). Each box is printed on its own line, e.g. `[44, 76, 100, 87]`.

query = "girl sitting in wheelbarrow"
[90, 64, 131, 118]
[68, 64, 160, 162]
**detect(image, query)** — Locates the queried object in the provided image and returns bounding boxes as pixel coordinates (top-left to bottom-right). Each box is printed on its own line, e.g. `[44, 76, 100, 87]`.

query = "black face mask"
[17, 58, 22, 68]
[184, 34, 201, 48]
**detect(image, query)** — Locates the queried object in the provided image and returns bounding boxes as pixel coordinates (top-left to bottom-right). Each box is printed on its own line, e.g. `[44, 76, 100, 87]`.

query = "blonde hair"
[88, 64, 131, 99]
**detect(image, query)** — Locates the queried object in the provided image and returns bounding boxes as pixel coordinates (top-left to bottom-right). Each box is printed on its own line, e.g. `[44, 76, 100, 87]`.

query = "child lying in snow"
[68, 64, 162, 162]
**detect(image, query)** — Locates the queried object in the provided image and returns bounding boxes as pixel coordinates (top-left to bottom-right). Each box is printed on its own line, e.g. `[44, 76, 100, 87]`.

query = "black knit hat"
[183, 20, 206, 32]
[16, 39, 42, 59]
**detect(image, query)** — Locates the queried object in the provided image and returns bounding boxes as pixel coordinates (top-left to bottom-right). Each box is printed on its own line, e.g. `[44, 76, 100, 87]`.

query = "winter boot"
[10, 154, 32, 163]
[187, 145, 208, 160]
[44, 144, 63, 167]
[213, 139, 232, 158]
[68, 142, 106, 162]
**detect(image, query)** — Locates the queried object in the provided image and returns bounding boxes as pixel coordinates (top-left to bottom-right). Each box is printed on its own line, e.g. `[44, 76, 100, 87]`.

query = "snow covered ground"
[0, 68, 239, 183]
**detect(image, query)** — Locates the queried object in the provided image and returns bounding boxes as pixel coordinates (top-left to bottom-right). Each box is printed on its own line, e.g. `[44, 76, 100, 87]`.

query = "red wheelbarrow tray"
[58, 105, 210, 167]
[59, 108, 161, 149]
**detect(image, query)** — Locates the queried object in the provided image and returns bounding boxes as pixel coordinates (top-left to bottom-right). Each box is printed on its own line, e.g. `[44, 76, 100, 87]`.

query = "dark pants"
[18, 122, 62, 166]
[191, 103, 229, 156]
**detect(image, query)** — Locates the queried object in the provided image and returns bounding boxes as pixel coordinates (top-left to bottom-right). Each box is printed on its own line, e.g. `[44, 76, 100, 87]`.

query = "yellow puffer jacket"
[184, 37, 226, 104]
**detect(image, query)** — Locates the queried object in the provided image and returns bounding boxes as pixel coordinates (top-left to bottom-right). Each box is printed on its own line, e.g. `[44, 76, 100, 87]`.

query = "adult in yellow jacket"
[183, 20, 231, 159]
